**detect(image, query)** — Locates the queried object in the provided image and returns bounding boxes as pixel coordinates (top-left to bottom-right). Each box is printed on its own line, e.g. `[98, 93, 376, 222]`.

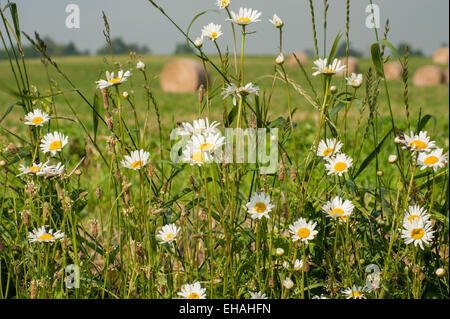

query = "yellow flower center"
[108, 78, 122, 84]
[166, 233, 173, 240]
[254, 202, 267, 213]
[49, 141, 62, 151]
[323, 148, 334, 156]
[321, 68, 334, 74]
[411, 228, 424, 240]
[334, 162, 347, 172]
[200, 143, 213, 151]
[410, 140, 427, 150]
[237, 17, 252, 24]
[191, 152, 204, 163]
[29, 166, 40, 173]
[131, 161, 144, 169]
[222, 0, 229, 7]
[211, 32, 218, 39]
[32, 116, 44, 125]
[351, 291, 363, 297]
[188, 292, 199, 299]
[330, 208, 345, 216]
[297, 227, 310, 239]
[407, 215, 420, 223]
[339, 216, 349, 222]
[424, 156, 439, 165]
[38, 233, 54, 241]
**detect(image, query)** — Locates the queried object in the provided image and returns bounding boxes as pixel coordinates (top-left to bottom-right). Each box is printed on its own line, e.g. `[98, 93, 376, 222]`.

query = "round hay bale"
[384, 61, 403, 80]
[337, 56, 359, 77]
[432, 47, 449, 65]
[286, 52, 308, 67]
[445, 68, 449, 84]
[160, 58, 210, 93]
[413, 65, 444, 87]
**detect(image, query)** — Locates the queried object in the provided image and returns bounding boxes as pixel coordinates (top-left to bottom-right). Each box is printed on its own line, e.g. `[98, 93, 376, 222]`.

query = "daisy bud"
[122, 91, 129, 99]
[377, 170, 384, 176]
[359, 259, 365, 264]
[275, 53, 285, 65]
[269, 14, 284, 28]
[283, 278, 294, 290]
[74, 169, 82, 176]
[194, 36, 203, 48]
[275, 248, 285, 256]
[136, 61, 145, 70]
[436, 268, 446, 277]
[330, 86, 338, 94]
[0, 160, 5, 167]
[388, 155, 398, 163]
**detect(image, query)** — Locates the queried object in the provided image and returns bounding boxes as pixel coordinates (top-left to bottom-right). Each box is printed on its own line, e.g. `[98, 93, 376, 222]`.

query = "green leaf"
[370, 43, 385, 78]
[0, 101, 22, 123]
[417, 114, 436, 132]
[353, 127, 393, 179]
[329, 102, 345, 118]
[327, 32, 343, 62]
[227, 104, 238, 125]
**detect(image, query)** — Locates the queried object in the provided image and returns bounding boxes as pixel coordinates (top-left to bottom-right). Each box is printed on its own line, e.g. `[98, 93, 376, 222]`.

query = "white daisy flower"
[245, 192, 275, 220]
[156, 223, 181, 244]
[288, 217, 318, 244]
[227, 8, 262, 26]
[28, 226, 65, 243]
[275, 53, 285, 65]
[40, 131, 68, 156]
[182, 142, 211, 167]
[324, 153, 353, 176]
[346, 73, 363, 88]
[317, 138, 343, 158]
[24, 109, 50, 127]
[221, 83, 240, 105]
[342, 285, 368, 299]
[136, 61, 145, 70]
[201, 23, 223, 41]
[217, 0, 230, 9]
[321, 196, 354, 221]
[401, 218, 434, 250]
[17, 162, 46, 176]
[418, 148, 447, 171]
[37, 162, 65, 179]
[238, 82, 259, 99]
[178, 118, 221, 137]
[402, 131, 436, 152]
[269, 14, 284, 28]
[121, 149, 151, 170]
[312, 58, 346, 76]
[293, 259, 304, 271]
[177, 282, 206, 299]
[403, 205, 431, 225]
[282, 277, 294, 290]
[191, 131, 226, 155]
[249, 291, 268, 299]
[194, 36, 204, 48]
[96, 70, 132, 90]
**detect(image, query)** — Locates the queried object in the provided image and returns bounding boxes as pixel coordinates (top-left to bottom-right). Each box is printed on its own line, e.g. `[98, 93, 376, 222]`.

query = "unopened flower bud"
[388, 155, 398, 163]
[275, 53, 285, 65]
[330, 86, 338, 94]
[136, 61, 145, 70]
[275, 248, 285, 257]
[436, 268, 446, 277]
[122, 92, 129, 99]
[194, 36, 203, 48]
[377, 170, 384, 177]
[283, 278, 294, 290]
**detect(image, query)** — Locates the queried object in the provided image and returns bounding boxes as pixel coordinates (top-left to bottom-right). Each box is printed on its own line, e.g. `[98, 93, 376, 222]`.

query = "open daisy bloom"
[217, 0, 230, 9]
[312, 58, 346, 76]
[24, 109, 50, 127]
[317, 138, 343, 158]
[121, 149, 150, 170]
[17, 162, 46, 176]
[96, 70, 131, 90]
[201, 23, 223, 41]
[402, 131, 436, 152]
[269, 14, 284, 28]
[156, 223, 181, 244]
[249, 291, 268, 299]
[403, 205, 431, 225]
[324, 153, 353, 176]
[418, 148, 447, 171]
[289, 217, 318, 244]
[227, 8, 262, 26]
[182, 142, 212, 166]
[246, 192, 275, 220]
[322, 196, 354, 222]
[40, 131, 69, 156]
[136, 61, 145, 70]
[401, 219, 434, 250]
[178, 118, 220, 137]
[28, 226, 65, 243]
[177, 282, 206, 299]
[191, 131, 226, 155]
[342, 285, 368, 299]
[293, 259, 304, 271]
[346, 73, 363, 88]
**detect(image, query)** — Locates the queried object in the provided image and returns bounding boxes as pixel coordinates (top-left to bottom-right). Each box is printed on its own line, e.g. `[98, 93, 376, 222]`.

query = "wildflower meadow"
[0, 0, 448, 301]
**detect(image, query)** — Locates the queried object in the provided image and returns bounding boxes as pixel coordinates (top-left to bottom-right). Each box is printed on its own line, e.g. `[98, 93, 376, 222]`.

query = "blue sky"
[9, 0, 450, 56]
